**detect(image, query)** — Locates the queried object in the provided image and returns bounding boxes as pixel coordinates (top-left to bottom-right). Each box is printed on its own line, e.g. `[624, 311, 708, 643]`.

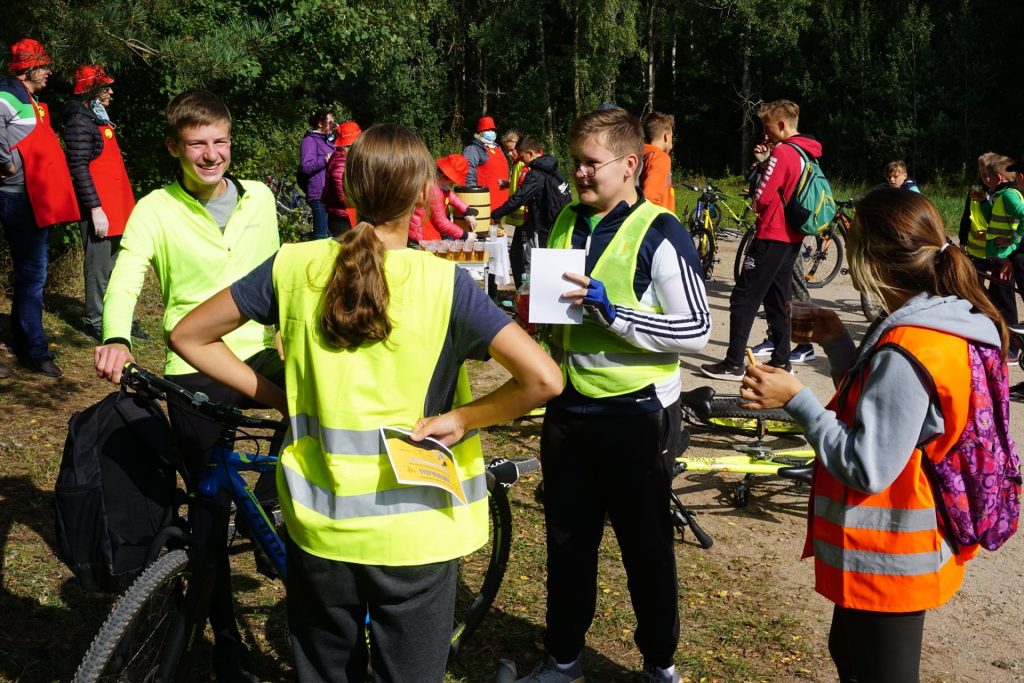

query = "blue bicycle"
[73, 365, 536, 682]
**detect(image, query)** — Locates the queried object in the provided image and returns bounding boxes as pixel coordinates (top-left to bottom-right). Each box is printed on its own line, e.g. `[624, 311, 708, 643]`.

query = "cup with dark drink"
[789, 301, 819, 344]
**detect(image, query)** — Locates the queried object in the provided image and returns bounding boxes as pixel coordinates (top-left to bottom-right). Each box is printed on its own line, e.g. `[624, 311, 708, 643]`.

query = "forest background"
[5, 0, 1024, 198]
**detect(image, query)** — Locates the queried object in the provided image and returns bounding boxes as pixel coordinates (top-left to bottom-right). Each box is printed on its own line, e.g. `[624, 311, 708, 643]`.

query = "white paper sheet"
[528, 248, 586, 325]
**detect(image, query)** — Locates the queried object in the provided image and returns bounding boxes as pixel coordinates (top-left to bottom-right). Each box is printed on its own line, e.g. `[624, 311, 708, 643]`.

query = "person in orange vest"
[462, 115, 509, 212]
[0, 38, 79, 378]
[739, 187, 1009, 683]
[640, 112, 675, 212]
[63, 65, 148, 343]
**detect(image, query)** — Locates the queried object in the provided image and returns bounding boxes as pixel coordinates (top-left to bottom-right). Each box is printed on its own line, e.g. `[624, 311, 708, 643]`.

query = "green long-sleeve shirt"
[102, 177, 280, 375]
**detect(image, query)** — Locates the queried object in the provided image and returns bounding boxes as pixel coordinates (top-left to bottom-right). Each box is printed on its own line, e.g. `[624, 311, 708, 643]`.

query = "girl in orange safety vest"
[738, 187, 1009, 683]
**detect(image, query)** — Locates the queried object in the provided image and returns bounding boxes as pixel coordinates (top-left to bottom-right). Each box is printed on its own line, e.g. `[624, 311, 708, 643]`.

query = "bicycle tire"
[861, 290, 884, 321]
[733, 226, 755, 283]
[692, 227, 715, 281]
[74, 549, 191, 683]
[803, 227, 845, 289]
[705, 397, 796, 428]
[449, 485, 513, 659]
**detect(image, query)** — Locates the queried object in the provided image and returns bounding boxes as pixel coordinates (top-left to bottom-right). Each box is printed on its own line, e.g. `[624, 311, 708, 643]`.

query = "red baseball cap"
[437, 154, 469, 186]
[72, 65, 114, 95]
[337, 121, 362, 147]
[476, 116, 497, 133]
[8, 38, 51, 73]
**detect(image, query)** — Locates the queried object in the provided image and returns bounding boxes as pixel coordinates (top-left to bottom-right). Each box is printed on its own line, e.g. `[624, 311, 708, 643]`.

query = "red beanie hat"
[476, 116, 497, 133]
[72, 65, 114, 96]
[436, 154, 469, 186]
[336, 121, 362, 147]
[8, 38, 51, 73]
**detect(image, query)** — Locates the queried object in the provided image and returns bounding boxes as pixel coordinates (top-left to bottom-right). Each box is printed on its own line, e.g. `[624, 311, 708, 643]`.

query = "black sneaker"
[699, 360, 745, 381]
[130, 320, 150, 340]
[765, 359, 794, 374]
[1010, 382, 1024, 402]
[20, 357, 62, 378]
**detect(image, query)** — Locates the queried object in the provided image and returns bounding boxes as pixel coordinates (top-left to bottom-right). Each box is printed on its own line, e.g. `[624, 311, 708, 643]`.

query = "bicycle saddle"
[777, 464, 813, 485]
[679, 386, 716, 420]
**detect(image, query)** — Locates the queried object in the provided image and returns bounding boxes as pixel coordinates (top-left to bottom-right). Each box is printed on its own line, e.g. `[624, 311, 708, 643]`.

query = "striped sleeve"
[606, 225, 712, 353]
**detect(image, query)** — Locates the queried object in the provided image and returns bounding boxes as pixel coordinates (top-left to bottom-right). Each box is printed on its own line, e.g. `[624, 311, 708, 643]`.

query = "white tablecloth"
[483, 236, 511, 286]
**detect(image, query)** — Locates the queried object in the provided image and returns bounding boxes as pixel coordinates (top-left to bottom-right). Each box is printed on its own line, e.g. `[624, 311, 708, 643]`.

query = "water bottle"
[515, 275, 535, 334]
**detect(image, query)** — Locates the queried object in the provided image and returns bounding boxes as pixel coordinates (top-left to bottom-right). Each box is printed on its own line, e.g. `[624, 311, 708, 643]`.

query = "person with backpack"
[490, 135, 571, 288]
[701, 99, 825, 380]
[169, 123, 561, 682]
[739, 187, 1020, 683]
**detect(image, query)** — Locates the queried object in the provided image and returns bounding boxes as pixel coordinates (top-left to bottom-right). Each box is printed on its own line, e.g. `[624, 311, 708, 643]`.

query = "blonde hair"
[849, 187, 1008, 355]
[885, 160, 908, 176]
[989, 155, 1016, 183]
[165, 88, 231, 141]
[501, 130, 521, 146]
[321, 124, 434, 348]
[977, 151, 998, 175]
[569, 107, 643, 159]
[757, 99, 800, 126]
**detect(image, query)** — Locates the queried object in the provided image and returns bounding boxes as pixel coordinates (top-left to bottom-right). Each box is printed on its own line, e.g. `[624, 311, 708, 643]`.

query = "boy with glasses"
[517, 107, 711, 683]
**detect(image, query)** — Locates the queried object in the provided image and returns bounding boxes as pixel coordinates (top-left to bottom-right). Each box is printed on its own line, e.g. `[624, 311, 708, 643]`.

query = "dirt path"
[683, 233, 1024, 683]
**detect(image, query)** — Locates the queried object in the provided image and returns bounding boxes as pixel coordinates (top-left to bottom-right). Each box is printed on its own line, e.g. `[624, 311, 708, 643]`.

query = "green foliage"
[2, 0, 1022, 195]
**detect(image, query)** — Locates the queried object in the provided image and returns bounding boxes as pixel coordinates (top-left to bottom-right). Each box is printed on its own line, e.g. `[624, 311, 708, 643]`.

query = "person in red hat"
[63, 65, 147, 343]
[409, 154, 479, 242]
[323, 120, 361, 235]
[0, 38, 79, 378]
[462, 115, 509, 212]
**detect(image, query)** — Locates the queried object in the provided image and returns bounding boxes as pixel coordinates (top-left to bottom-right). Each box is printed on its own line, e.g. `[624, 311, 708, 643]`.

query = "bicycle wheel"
[449, 485, 513, 659]
[733, 226, 755, 283]
[802, 229, 845, 288]
[692, 227, 715, 281]
[861, 291, 884, 321]
[74, 549, 191, 683]
[682, 396, 802, 436]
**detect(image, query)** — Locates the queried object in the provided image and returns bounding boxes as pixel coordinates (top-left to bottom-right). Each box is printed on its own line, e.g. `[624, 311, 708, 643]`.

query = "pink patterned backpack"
[924, 342, 1022, 552]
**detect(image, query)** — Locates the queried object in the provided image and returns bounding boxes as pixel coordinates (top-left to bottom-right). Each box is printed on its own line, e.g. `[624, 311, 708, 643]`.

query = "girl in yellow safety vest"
[170, 123, 561, 682]
[738, 187, 1009, 683]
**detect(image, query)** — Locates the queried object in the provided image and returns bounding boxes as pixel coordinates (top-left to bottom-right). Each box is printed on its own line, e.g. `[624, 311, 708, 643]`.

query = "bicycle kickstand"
[670, 490, 714, 549]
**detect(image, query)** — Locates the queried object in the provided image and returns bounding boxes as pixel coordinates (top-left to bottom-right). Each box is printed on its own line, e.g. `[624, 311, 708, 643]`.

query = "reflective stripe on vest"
[272, 241, 488, 566]
[986, 189, 1022, 240]
[546, 201, 679, 397]
[806, 325, 972, 611]
[966, 199, 988, 258]
[506, 160, 526, 226]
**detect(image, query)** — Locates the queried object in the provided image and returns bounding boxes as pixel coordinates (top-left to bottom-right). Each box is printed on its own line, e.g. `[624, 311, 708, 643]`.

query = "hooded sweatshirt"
[785, 292, 1001, 495]
[752, 134, 824, 243]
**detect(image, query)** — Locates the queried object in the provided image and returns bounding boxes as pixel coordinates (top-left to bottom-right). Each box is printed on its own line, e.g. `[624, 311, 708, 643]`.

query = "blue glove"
[583, 277, 616, 325]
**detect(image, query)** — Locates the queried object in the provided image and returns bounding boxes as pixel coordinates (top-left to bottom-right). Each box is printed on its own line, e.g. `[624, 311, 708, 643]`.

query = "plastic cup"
[474, 242, 486, 262]
[436, 243, 448, 259]
[488, 224, 498, 239]
[789, 301, 819, 344]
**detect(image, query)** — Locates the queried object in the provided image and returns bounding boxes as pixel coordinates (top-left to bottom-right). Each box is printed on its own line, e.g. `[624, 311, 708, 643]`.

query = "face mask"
[481, 131, 497, 143]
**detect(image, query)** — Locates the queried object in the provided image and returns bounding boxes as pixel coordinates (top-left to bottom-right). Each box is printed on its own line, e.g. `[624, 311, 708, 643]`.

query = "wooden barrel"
[453, 185, 491, 233]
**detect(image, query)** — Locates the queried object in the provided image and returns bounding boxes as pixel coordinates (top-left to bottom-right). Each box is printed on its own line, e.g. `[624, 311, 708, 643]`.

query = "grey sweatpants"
[79, 220, 119, 331]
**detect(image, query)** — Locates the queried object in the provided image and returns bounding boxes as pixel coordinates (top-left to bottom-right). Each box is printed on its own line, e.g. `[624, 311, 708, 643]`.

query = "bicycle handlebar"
[121, 364, 283, 431]
[836, 199, 855, 209]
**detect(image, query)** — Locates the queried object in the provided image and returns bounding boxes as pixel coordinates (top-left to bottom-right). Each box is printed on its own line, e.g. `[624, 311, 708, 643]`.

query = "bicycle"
[264, 173, 313, 235]
[734, 198, 855, 289]
[676, 385, 814, 509]
[681, 183, 754, 281]
[73, 364, 539, 681]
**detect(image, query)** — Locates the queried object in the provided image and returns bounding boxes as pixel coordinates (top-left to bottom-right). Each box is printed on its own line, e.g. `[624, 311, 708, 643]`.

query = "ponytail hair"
[849, 187, 1009, 356]
[320, 123, 434, 348]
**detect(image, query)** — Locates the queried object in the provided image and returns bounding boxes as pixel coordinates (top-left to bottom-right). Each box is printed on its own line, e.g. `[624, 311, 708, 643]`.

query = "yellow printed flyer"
[380, 426, 467, 505]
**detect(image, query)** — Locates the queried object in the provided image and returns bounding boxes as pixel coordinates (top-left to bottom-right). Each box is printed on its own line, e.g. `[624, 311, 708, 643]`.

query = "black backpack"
[534, 168, 572, 239]
[54, 389, 179, 593]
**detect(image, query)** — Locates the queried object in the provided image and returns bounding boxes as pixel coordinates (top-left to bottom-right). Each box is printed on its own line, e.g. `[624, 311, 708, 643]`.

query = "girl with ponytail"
[739, 187, 1009, 683]
[170, 123, 561, 681]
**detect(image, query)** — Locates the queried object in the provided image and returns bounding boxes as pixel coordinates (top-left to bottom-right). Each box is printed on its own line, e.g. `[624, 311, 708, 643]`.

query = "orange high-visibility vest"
[804, 325, 977, 612]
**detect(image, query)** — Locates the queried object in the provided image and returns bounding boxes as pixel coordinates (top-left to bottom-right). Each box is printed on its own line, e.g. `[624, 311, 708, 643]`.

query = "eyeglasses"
[572, 154, 626, 178]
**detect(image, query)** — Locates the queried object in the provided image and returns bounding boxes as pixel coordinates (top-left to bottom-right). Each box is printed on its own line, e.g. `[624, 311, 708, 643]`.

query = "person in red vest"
[740, 188, 1008, 683]
[462, 115, 509, 212]
[0, 38, 79, 378]
[323, 120, 361, 236]
[63, 65, 147, 343]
